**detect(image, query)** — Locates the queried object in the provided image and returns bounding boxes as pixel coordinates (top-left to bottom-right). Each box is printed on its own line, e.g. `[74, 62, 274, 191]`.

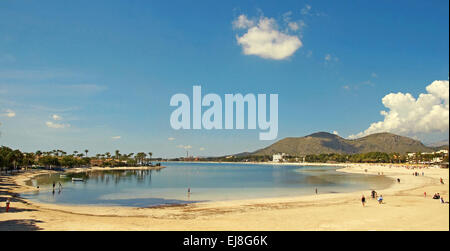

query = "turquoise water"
[22, 162, 392, 207]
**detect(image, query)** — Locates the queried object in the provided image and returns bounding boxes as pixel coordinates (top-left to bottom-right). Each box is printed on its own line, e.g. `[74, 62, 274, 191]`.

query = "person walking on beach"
[5, 198, 11, 212]
[58, 182, 63, 191]
[424, 192, 427, 198]
[315, 188, 318, 195]
[361, 195, 366, 207]
[377, 195, 383, 204]
[52, 181, 56, 191]
[440, 178, 444, 185]
[371, 190, 377, 199]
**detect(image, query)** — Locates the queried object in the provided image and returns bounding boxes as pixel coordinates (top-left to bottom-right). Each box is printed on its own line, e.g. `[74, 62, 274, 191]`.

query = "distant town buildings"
[406, 150, 449, 164]
[272, 153, 287, 163]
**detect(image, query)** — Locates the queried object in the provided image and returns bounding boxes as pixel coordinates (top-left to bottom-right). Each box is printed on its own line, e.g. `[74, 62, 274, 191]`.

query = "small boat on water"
[72, 178, 84, 182]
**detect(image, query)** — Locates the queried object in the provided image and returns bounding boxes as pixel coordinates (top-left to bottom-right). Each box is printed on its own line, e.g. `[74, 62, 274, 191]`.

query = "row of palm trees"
[34, 149, 90, 158]
[93, 151, 153, 161]
[1, 146, 156, 171]
[33, 149, 154, 164]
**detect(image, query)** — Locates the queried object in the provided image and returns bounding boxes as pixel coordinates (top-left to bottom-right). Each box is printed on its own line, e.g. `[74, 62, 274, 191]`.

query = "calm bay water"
[22, 162, 392, 207]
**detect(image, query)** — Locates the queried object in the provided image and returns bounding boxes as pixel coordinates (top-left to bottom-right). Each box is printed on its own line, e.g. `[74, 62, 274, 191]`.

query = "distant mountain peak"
[306, 132, 341, 139]
[252, 131, 433, 156]
[427, 139, 449, 148]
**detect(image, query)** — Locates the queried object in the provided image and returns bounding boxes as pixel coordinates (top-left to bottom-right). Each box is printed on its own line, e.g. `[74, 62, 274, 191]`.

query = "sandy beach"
[0, 163, 448, 231]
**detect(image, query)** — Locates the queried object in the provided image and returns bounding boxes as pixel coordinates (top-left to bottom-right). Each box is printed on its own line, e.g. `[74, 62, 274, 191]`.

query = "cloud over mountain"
[349, 80, 449, 139]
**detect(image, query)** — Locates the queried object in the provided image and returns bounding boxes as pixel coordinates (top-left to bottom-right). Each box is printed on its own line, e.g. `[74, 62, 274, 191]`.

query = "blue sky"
[0, 0, 449, 158]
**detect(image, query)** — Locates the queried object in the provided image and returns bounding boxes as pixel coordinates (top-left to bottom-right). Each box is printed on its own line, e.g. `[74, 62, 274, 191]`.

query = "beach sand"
[0, 164, 448, 231]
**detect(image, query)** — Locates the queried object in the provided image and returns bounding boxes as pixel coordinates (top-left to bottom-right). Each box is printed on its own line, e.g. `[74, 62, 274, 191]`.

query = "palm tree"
[135, 152, 147, 166]
[148, 152, 153, 165]
[115, 150, 120, 159]
[23, 153, 35, 170]
[84, 149, 89, 158]
[7, 150, 23, 171]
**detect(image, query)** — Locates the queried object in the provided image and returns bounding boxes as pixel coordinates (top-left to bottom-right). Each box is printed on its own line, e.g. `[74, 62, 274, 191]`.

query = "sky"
[0, 0, 449, 158]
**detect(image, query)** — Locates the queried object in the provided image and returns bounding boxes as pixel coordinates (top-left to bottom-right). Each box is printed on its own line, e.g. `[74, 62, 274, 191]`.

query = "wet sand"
[0, 164, 448, 231]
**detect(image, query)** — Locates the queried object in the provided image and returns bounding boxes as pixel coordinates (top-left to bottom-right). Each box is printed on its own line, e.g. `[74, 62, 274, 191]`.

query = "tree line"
[0, 146, 155, 172]
[193, 151, 448, 164]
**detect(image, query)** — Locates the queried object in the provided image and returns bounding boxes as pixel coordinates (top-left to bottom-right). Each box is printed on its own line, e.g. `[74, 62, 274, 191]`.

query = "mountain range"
[250, 132, 446, 156]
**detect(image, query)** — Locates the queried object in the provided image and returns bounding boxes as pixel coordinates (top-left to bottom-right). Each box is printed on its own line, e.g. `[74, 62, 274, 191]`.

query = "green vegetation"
[0, 146, 157, 173]
[189, 151, 448, 165]
[302, 152, 404, 163]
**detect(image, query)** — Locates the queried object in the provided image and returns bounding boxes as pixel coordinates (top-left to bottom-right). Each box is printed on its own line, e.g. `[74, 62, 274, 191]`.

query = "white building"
[432, 157, 444, 163]
[273, 153, 286, 163]
[407, 153, 416, 158]
[436, 149, 449, 155]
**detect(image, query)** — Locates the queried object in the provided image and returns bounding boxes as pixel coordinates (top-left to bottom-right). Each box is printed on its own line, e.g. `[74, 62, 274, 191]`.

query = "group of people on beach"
[3, 181, 64, 213]
[361, 190, 384, 206]
[432, 193, 448, 204]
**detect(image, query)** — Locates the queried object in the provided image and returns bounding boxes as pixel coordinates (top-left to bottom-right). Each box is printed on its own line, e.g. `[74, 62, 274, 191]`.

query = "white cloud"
[300, 4, 326, 17]
[52, 114, 62, 121]
[349, 80, 449, 139]
[332, 131, 339, 136]
[112, 136, 121, 140]
[371, 72, 378, 78]
[233, 15, 303, 60]
[168, 137, 176, 141]
[233, 15, 255, 29]
[325, 54, 339, 62]
[45, 121, 70, 129]
[282, 12, 305, 32]
[177, 145, 192, 150]
[288, 22, 300, 31]
[301, 4, 312, 15]
[1, 109, 16, 118]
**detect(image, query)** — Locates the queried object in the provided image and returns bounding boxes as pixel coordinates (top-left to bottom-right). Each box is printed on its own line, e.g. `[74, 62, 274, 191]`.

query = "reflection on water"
[22, 163, 392, 207]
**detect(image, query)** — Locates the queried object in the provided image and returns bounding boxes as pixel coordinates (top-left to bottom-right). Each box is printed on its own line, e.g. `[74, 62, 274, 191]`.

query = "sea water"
[22, 162, 392, 207]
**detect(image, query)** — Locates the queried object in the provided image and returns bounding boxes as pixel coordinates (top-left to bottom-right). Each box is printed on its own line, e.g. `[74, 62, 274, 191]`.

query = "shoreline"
[1, 163, 448, 231]
[10, 165, 166, 194]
